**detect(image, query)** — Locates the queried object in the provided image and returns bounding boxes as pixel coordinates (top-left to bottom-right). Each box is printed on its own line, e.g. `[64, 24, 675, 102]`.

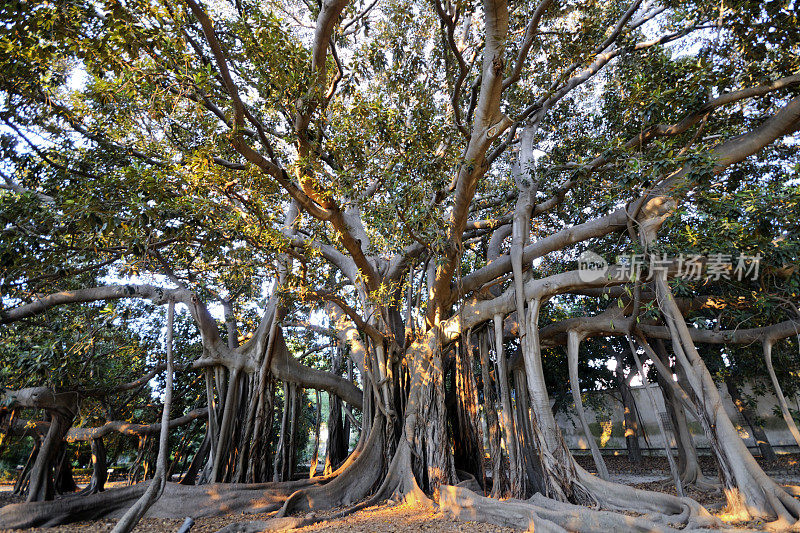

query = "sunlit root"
[274, 422, 386, 517]
[213, 516, 313, 532]
[439, 484, 739, 532]
[439, 486, 567, 532]
[577, 466, 720, 530]
[0, 479, 318, 529]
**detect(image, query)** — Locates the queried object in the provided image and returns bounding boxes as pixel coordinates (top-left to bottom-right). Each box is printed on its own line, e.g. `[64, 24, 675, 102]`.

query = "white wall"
[556, 382, 800, 454]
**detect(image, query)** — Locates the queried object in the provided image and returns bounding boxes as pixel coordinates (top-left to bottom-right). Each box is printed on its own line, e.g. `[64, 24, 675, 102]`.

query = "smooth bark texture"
[111, 298, 175, 533]
[611, 347, 642, 464]
[762, 340, 800, 449]
[4, 4, 800, 533]
[725, 377, 778, 462]
[567, 330, 609, 480]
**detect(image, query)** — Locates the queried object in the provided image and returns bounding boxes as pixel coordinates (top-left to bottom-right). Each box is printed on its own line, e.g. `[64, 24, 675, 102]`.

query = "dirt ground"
[3, 453, 800, 532]
[0, 499, 512, 533]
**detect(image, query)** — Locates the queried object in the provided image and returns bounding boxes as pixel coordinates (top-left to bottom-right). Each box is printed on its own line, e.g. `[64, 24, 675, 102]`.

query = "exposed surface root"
[723, 480, 800, 528]
[439, 485, 750, 532]
[577, 464, 721, 529]
[717, 468, 800, 524]
[274, 424, 387, 517]
[214, 432, 431, 533]
[682, 476, 723, 492]
[206, 423, 409, 533]
[213, 516, 314, 532]
[455, 469, 482, 493]
[679, 467, 723, 491]
[0, 479, 318, 529]
[439, 486, 567, 532]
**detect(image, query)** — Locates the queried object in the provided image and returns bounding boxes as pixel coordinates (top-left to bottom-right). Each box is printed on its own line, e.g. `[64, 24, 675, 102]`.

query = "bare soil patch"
[3, 454, 800, 532]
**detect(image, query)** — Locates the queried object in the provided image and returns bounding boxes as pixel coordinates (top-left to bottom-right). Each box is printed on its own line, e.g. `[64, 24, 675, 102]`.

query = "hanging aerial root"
[273, 422, 387, 517]
[215, 433, 428, 533]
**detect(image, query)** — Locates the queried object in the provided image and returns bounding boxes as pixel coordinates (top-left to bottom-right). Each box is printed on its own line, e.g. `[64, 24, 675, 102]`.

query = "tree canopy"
[1, 0, 800, 530]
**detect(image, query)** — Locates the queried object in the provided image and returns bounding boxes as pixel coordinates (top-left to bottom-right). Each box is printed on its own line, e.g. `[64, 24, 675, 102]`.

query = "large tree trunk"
[611, 346, 642, 464]
[324, 392, 347, 475]
[479, 330, 507, 497]
[405, 336, 457, 494]
[27, 412, 72, 502]
[53, 443, 78, 495]
[725, 376, 778, 462]
[450, 338, 485, 487]
[653, 275, 800, 524]
[246, 368, 276, 484]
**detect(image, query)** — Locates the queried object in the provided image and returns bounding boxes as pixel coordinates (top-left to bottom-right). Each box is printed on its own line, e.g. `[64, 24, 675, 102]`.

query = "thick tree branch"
[458, 91, 800, 303]
[428, 0, 512, 324]
[62, 408, 208, 441]
[0, 284, 222, 347]
[502, 0, 552, 90]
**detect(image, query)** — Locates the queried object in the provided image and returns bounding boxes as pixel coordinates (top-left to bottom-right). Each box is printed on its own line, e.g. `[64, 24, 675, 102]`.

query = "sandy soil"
[2, 453, 800, 532]
[0, 499, 513, 533]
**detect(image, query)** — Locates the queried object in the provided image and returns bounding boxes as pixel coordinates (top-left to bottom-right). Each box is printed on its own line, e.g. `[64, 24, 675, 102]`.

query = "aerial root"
[760, 485, 800, 532]
[273, 424, 387, 518]
[214, 438, 426, 533]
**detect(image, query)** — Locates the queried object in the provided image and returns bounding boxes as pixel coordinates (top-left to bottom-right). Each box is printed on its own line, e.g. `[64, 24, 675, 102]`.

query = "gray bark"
[112, 298, 175, 533]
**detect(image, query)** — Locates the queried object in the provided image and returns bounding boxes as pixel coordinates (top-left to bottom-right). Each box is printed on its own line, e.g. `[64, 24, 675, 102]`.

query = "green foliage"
[0, 0, 798, 479]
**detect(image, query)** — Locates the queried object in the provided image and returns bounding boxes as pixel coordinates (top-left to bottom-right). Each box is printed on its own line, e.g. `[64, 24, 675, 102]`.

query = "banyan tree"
[1, 0, 799, 530]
